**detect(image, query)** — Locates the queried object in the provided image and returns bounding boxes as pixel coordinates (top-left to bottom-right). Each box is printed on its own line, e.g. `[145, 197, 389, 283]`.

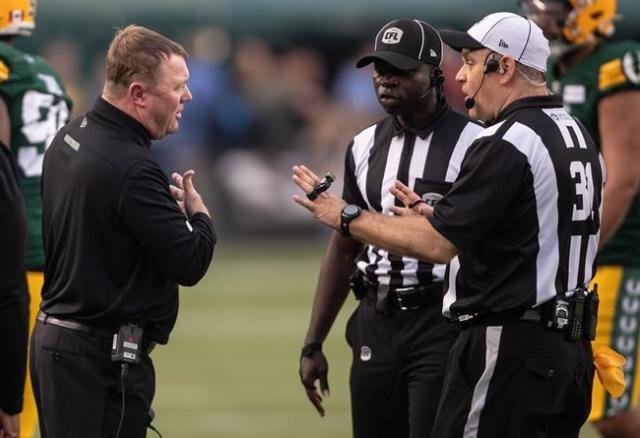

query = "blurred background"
[18, 0, 640, 436]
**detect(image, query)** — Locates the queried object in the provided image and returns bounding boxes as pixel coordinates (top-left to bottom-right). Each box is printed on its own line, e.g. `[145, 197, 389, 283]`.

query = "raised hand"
[292, 165, 345, 230]
[170, 170, 210, 218]
[389, 180, 433, 218]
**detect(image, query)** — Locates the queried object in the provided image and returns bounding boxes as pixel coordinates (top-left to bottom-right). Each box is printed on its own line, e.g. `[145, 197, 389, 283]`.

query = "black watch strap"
[340, 204, 362, 237]
[300, 341, 322, 358]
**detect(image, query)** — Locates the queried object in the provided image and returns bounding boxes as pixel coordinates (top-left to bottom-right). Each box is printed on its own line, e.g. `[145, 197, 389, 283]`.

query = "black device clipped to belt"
[544, 286, 599, 341]
[111, 323, 163, 438]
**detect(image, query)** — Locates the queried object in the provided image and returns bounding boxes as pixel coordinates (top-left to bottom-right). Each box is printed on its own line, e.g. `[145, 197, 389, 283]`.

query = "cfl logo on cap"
[381, 27, 403, 44]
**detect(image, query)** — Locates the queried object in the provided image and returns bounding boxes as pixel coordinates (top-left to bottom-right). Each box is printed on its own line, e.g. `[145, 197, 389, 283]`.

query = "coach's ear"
[128, 81, 147, 108]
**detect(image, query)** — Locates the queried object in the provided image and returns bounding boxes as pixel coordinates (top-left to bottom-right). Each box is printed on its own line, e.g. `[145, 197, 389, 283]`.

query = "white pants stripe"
[462, 326, 503, 438]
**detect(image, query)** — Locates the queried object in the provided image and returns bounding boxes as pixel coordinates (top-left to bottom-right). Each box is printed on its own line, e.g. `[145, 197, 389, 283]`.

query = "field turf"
[65, 239, 601, 437]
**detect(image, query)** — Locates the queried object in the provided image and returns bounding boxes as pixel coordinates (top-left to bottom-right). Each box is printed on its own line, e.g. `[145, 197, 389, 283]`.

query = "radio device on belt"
[544, 285, 599, 341]
[111, 323, 144, 364]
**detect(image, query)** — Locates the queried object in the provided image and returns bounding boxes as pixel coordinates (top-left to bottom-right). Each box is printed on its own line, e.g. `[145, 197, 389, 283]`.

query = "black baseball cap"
[356, 19, 443, 71]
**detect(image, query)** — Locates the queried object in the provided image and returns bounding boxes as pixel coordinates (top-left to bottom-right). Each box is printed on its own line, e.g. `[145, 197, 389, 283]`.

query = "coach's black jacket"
[41, 97, 216, 344]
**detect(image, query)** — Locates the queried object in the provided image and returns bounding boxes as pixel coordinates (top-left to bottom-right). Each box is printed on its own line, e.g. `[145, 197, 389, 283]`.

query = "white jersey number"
[17, 74, 69, 177]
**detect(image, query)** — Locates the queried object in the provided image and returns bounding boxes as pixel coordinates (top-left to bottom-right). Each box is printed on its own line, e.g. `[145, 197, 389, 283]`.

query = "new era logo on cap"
[440, 12, 550, 73]
[381, 28, 404, 44]
[356, 18, 443, 70]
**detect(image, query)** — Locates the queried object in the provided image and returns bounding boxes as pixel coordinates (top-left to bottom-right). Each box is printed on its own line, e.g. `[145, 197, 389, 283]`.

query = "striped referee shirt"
[431, 95, 605, 317]
[342, 102, 483, 288]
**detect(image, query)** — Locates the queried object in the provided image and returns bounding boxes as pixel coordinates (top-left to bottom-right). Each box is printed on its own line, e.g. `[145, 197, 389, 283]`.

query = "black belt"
[362, 281, 443, 311]
[37, 310, 113, 339]
[37, 311, 156, 354]
[452, 309, 542, 329]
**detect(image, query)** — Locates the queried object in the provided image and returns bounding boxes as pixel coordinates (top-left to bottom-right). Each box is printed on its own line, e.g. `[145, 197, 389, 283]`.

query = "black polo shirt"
[41, 97, 216, 343]
[431, 95, 603, 318]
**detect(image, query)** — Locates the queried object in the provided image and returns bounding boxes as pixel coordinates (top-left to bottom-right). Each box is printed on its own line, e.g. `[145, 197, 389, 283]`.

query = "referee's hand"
[299, 351, 330, 417]
[389, 180, 433, 218]
[292, 165, 345, 230]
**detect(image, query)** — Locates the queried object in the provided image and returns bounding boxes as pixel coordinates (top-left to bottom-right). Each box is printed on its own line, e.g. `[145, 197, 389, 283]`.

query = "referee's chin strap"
[593, 345, 626, 398]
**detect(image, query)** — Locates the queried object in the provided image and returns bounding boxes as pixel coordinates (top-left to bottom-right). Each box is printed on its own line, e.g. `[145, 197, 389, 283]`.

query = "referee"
[298, 19, 482, 438]
[294, 12, 603, 437]
[31, 26, 215, 437]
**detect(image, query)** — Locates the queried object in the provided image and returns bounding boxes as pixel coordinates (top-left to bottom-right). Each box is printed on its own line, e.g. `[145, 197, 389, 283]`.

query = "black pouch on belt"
[566, 290, 586, 341]
[583, 284, 600, 341]
[349, 271, 367, 300]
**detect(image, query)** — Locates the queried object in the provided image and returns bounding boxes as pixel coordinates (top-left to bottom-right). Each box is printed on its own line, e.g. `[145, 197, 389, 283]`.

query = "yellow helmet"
[0, 0, 36, 37]
[520, 0, 617, 45]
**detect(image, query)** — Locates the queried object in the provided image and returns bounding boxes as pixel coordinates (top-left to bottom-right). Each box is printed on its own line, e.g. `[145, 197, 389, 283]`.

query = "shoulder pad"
[599, 50, 640, 91]
[0, 60, 9, 83]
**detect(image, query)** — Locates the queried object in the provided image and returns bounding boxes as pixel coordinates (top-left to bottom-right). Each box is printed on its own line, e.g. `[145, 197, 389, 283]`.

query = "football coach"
[30, 25, 216, 437]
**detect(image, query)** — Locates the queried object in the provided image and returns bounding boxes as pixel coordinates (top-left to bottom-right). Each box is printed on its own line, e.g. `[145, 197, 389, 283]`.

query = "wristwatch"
[340, 204, 362, 237]
[301, 341, 323, 358]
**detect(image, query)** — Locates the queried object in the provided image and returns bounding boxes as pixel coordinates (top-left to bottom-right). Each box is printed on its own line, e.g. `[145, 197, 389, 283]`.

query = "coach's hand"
[292, 165, 345, 230]
[170, 170, 210, 218]
[389, 180, 433, 219]
[299, 351, 330, 417]
[0, 410, 19, 438]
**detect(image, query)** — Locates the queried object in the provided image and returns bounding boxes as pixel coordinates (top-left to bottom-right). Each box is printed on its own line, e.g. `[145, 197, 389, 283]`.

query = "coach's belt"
[37, 311, 156, 354]
[37, 310, 113, 339]
[363, 281, 443, 311]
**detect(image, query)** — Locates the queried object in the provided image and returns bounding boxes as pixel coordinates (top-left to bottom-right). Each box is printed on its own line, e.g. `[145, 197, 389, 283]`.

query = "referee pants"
[346, 296, 458, 438]
[30, 320, 155, 438]
[431, 320, 594, 438]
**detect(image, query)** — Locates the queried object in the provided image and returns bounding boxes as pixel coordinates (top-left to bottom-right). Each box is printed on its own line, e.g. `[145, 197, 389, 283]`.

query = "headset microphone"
[464, 57, 500, 109]
[415, 71, 445, 103]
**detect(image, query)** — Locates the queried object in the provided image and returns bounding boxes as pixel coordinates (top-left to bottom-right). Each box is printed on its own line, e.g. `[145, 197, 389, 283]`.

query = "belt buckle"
[455, 313, 478, 328]
[395, 287, 420, 311]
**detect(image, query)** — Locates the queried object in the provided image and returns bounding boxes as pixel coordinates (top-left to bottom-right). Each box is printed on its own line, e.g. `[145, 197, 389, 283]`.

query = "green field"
[145, 239, 600, 437]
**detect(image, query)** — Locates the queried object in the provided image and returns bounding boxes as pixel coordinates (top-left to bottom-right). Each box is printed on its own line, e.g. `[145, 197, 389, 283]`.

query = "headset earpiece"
[484, 58, 500, 73]
[430, 67, 444, 86]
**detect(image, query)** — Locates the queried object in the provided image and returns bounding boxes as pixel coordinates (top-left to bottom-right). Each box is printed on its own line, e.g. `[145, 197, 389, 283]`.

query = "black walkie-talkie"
[583, 284, 600, 341]
[111, 323, 143, 364]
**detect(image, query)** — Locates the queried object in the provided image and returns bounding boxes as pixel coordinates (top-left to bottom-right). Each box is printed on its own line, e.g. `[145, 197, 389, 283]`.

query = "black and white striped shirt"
[342, 103, 483, 288]
[431, 95, 605, 317]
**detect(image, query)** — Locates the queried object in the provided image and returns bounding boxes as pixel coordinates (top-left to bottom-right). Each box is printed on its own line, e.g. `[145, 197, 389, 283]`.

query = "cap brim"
[439, 30, 485, 52]
[355, 51, 423, 70]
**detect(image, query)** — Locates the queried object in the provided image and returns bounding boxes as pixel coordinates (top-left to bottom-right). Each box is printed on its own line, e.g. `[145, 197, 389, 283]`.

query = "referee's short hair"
[104, 25, 188, 97]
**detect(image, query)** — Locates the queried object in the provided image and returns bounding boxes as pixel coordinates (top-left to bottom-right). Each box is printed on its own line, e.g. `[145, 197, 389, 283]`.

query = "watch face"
[343, 204, 361, 217]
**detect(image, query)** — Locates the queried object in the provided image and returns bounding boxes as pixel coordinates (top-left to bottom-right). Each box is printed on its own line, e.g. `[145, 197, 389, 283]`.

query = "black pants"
[346, 296, 458, 438]
[432, 320, 594, 438]
[30, 320, 155, 438]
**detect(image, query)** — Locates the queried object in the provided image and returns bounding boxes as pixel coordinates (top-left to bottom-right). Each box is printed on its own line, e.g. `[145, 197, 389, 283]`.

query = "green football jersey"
[0, 42, 72, 270]
[549, 40, 640, 267]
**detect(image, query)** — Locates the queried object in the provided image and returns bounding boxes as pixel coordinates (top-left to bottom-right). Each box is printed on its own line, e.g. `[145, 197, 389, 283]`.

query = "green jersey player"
[0, 1, 72, 436]
[521, 1, 640, 437]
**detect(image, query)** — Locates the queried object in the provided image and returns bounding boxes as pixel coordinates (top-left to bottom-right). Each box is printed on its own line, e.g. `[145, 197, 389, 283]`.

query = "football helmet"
[519, 0, 616, 45]
[0, 0, 36, 37]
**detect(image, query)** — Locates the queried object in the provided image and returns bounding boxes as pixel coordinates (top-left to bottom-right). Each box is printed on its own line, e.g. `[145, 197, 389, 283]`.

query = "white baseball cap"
[440, 12, 550, 73]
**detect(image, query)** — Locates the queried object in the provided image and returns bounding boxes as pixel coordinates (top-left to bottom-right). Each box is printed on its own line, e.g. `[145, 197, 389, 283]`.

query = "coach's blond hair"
[104, 25, 188, 97]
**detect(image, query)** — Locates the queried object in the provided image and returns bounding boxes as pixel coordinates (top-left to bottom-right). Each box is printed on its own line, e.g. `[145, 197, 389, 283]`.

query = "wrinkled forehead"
[461, 47, 492, 61]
